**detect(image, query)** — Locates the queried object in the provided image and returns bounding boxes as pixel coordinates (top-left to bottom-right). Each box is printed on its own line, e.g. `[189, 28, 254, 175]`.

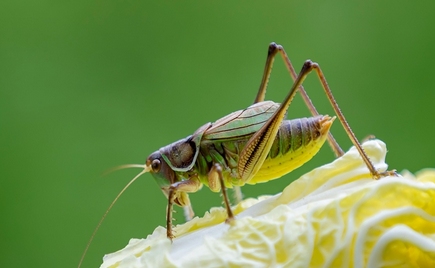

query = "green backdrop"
[2, 1, 435, 267]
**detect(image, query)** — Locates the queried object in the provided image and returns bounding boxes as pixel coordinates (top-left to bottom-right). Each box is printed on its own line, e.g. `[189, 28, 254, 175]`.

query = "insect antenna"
[78, 164, 151, 268]
[102, 164, 148, 176]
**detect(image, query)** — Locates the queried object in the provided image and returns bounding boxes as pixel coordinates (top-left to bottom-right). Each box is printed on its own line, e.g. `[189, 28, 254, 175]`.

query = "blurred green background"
[2, 1, 435, 267]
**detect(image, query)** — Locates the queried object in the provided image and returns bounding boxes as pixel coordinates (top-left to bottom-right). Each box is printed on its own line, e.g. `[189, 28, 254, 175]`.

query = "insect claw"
[382, 169, 399, 177]
[225, 216, 235, 224]
[168, 233, 175, 240]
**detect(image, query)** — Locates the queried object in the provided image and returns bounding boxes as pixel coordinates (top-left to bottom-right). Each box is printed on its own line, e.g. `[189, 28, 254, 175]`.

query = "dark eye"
[151, 159, 161, 172]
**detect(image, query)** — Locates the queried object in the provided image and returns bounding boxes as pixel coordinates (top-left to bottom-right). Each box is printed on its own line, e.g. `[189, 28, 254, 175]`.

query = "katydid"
[78, 43, 396, 268]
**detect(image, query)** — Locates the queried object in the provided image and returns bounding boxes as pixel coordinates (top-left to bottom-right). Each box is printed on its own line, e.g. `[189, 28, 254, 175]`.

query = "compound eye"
[151, 159, 161, 172]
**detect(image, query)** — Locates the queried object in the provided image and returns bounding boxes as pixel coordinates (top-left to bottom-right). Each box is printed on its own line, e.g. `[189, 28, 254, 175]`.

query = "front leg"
[166, 179, 201, 240]
[209, 163, 235, 222]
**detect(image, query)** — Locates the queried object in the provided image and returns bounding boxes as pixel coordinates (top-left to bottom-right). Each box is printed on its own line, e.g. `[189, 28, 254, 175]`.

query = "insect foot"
[225, 215, 235, 225]
[375, 169, 399, 180]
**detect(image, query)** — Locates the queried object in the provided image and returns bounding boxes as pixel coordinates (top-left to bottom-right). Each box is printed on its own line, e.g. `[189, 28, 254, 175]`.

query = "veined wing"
[204, 101, 279, 141]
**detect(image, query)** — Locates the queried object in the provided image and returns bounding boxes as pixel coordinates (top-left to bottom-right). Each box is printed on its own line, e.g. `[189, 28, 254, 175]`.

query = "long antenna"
[78, 165, 150, 268]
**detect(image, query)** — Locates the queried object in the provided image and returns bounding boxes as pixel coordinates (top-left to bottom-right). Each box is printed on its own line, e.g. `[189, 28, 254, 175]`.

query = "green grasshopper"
[78, 43, 396, 268]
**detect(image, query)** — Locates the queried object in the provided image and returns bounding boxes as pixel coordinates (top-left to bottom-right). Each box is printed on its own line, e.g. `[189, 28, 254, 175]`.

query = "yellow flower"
[101, 140, 435, 268]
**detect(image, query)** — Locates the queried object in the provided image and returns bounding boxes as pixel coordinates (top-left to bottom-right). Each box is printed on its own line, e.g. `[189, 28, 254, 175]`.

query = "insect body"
[152, 103, 333, 199]
[149, 102, 334, 237]
[78, 43, 397, 268]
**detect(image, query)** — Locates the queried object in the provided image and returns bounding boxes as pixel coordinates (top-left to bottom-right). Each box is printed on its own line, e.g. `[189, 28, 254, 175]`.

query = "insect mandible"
[78, 42, 397, 268]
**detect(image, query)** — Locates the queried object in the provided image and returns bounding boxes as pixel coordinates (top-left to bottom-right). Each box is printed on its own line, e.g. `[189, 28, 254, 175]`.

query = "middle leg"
[209, 163, 235, 222]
